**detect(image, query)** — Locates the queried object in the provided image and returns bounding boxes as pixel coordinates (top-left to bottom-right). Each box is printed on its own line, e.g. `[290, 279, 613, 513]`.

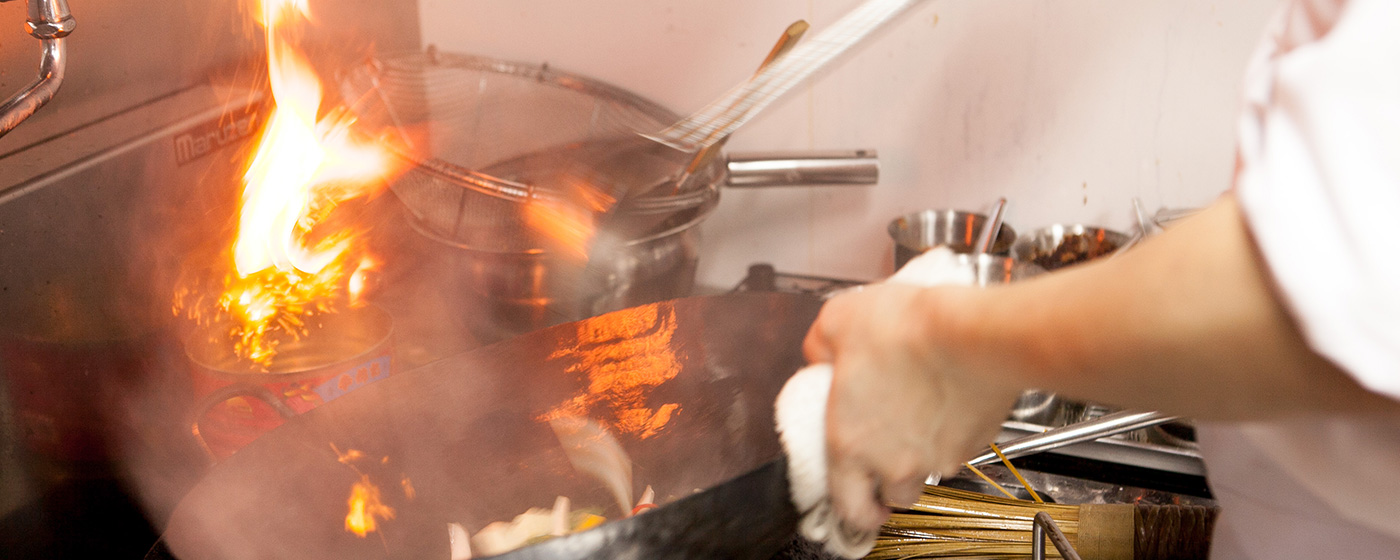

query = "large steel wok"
[156, 293, 821, 560]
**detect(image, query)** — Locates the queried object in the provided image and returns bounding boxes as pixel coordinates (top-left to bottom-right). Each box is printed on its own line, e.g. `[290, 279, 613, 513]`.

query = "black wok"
[154, 293, 821, 560]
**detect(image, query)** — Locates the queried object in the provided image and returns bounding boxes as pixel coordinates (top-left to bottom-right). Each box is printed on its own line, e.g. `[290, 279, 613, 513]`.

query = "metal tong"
[965, 409, 1177, 467]
[927, 409, 1178, 484]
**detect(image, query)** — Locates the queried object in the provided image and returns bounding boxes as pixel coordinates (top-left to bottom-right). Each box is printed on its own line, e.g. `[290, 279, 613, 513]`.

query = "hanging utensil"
[652, 0, 928, 197]
[963, 410, 1178, 467]
[660, 19, 809, 189]
[926, 410, 1178, 485]
[758, 20, 811, 75]
[974, 197, 1008, 256]
[1131, 197, 1153, 236]
[1108, 197, 1154, 258]
[353, 0, 926, 252]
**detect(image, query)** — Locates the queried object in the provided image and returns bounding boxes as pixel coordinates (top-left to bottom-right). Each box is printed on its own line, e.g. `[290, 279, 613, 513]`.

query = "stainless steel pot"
[888, 209, 1017, 268]
[408, 198, 710, 336]
[361, 52, 879, 334]
[952, 253, 1045, 286]
[1010, 224, 1130, 271]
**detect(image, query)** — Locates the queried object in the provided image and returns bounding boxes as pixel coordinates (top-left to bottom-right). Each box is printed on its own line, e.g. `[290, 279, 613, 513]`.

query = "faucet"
[0, 0, 74, 137]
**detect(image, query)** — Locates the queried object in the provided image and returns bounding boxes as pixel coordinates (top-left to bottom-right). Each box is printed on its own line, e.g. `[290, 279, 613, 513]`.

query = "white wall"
[419, 0, 1280, 286]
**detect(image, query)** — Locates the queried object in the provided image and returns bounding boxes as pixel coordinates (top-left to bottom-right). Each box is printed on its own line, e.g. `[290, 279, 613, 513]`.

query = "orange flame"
[345, 475, 395, 537]
[332, 444, 411, 537]
[216, 0, 400, 367]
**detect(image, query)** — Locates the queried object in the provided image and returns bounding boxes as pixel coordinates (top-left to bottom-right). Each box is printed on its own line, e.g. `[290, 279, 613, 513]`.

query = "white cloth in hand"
[775, 247, 974, 558]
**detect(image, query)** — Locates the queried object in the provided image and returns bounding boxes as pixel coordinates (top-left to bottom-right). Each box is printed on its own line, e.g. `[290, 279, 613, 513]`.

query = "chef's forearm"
[941, 194, 1393, 420]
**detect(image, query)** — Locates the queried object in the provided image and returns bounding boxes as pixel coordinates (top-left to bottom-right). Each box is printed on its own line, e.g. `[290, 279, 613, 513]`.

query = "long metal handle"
[0, 0, 75, 137]
[974, 198, 1007, 255]
[965, 410, 1178, 467]
[658, 0, 927, 149]
[725, 150, 879, 187]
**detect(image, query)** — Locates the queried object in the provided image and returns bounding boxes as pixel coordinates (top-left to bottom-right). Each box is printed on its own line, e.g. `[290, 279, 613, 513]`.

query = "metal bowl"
[954, 253, 1045, 286]
[888, 209, 1017, 268]
[1010, 224, 1129, 271]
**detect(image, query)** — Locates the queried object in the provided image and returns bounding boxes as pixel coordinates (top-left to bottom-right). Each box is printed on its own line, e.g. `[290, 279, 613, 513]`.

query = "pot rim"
[184, 304, 394, 382]
[402, 186, 720, 256]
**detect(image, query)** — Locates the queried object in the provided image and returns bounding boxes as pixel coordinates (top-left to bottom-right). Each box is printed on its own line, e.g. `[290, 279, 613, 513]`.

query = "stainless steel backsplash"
[0, 0, 420, 154]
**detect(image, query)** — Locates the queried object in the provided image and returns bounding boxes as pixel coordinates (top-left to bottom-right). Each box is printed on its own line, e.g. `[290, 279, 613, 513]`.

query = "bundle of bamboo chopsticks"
[869, 484, 1082, 560]
[869, 484, 1217, 560]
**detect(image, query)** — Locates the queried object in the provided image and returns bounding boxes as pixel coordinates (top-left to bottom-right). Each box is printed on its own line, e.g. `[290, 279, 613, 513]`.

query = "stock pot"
[350, 52, 877, 333]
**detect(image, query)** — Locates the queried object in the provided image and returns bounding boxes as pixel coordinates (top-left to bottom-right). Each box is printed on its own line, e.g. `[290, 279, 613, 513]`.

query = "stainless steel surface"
[1132, 197, 1153, 236]
[364, 52, 878, 332]
[1010, 224, 1131, 271]
[1032, 512, 1082, 560]
[974, 197, 1007, 255]
[0, 0, 419, 155]
[0, 0, 72, 137]
[1109, 230, 1142, 258]
[0, 83, 263, 328]
[954, 253, 1045, 286]
[1009, 389, 1059, 424]
[349, 51, 704, 253]
[998, 420, 1204, 476]
[405, 193, 713, 336]
[23, 0, 73, 37]
[613, 149, 879, 219]
[888, 209, 1017, 267]
[927, 409, 1199, 487]
[0, 84, 269, 532]
[1154, 206, 1201, 228]
[366, 0, 925, 215]
[966, 410, 1179, 467]
[725, 150, 879, 187]
[185, 305, 395, 461]
[1107, 197, 1152, 258]
[941, 464, 1214, 507]
[358, 51, 880, 256]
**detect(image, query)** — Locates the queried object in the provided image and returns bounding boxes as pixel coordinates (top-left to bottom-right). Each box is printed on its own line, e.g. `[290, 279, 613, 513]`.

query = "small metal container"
[184, 305, 394, 460]
[954, 253, 1045, 286]
[1011, 224, 1130, 271]
[888, 209, 1017, 268]
[1009, 390, 1060, 425]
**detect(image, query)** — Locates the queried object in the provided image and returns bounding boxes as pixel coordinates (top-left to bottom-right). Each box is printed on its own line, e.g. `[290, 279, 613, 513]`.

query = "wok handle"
[725, 150, 879, 187]
[190, 383, 299, 462]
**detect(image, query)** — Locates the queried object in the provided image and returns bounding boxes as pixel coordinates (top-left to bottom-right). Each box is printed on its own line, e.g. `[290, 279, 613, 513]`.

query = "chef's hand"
[803, 283, 1023, 532]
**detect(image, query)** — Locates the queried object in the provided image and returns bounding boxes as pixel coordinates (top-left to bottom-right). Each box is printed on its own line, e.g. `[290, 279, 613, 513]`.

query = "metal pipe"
[726, 150, 879, 187]
[1031, 512, 1082, 560]
[1032, 515, 1046, 560]
[0, 0, 75, 137]
[965, 410, 1178, 467]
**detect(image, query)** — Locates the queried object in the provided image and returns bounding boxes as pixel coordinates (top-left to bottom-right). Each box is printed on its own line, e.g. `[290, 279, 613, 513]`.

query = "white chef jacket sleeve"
[1233, 0, 1400, 400]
